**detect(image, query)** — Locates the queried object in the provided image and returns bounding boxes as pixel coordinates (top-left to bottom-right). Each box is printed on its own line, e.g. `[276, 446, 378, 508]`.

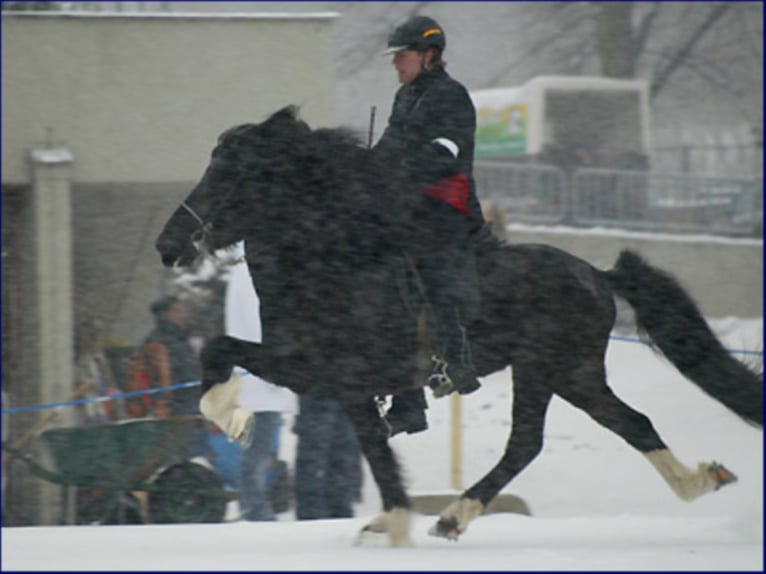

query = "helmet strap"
[419, 49, 434, 72]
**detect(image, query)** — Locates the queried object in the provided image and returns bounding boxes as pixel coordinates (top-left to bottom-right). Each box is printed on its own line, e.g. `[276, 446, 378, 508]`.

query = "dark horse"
[156, 106, 762, 546]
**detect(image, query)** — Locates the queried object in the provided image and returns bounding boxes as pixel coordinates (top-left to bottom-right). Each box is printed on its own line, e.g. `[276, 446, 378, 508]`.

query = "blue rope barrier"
[2, 336, 761, 416]
[1, 380, 201, 415]
[609, 335, 763, 356]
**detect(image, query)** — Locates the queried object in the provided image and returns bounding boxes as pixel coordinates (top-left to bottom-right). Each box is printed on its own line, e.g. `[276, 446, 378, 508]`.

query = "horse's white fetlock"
[199, 374, 255, 447]
[357, 508, 413, 547]
[644, 449, 736, 502]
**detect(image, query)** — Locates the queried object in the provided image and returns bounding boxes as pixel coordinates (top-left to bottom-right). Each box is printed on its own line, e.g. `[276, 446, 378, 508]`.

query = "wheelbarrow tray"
[38, 415, 202, 490]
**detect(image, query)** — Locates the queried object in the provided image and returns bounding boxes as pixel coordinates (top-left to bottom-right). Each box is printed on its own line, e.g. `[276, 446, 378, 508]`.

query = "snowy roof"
[525, 75, 649, 90]
[1, 11, 339, 21]
[507, 222, 763, 248]
[28, 147, 75, 164]
[471, 75, 649, 109]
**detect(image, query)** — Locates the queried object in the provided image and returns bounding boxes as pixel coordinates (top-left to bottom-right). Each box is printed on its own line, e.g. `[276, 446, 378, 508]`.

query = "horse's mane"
[222, 107, 426, 264]
[216, 106, 507, 268]
[312, 126, 366, 149]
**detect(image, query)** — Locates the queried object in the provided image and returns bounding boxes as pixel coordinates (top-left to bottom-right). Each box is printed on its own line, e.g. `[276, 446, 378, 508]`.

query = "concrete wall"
[2, 11, 339, 342]
[2, 11, 337, 184]
[506, 224, 763, 319]
[1, 10, 338, 526]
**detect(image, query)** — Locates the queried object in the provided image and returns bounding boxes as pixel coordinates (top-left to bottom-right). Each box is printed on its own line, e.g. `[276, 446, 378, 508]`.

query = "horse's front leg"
[198, 335, 257, 447]
[345, 399, 413, 548]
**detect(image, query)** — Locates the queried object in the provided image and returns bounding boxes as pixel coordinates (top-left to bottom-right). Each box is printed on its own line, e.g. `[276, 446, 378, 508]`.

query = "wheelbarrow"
[2, 415, 228, 525]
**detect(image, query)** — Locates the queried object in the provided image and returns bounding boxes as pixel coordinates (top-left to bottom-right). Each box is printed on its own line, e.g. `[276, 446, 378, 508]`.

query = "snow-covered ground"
[2, 318, 762, 571]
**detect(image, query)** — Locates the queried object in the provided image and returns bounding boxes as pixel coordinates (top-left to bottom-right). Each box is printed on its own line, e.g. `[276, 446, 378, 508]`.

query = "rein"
[181, 201, 207, 229]
[180, 201, 215, 262]
[181, 201, 212, 242]
[180, 200, 277, 266]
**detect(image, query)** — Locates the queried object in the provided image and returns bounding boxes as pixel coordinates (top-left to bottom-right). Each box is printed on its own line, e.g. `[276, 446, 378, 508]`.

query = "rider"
[374, 15, 485, 436]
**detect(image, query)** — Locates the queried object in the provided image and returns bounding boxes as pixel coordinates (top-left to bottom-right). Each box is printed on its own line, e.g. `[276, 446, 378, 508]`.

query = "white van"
[470, 75, 653, 170]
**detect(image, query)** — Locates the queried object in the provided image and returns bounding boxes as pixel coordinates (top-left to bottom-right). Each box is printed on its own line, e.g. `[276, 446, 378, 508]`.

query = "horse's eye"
[191, 229, 205, 243]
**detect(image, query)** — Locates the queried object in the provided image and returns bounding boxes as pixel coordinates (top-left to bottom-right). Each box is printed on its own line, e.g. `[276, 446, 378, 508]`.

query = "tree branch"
[631, 2, 662, 68]
[650, 3, 732, 100]
[480, 4, 595, 87]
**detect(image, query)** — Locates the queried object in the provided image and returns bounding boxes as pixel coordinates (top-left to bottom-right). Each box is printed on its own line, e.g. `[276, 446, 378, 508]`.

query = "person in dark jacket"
[144, 295, 201, 416]
[374, 15, 485, 437]
[144, 295, 212, 460]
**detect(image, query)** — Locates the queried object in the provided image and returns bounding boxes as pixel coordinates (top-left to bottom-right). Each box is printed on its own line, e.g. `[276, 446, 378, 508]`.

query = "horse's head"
[155, 105, 311, 268]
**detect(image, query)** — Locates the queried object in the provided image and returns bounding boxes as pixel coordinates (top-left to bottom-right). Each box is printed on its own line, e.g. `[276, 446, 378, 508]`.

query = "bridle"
[180, 199, 274, 265]
[177, 139, 292, 265]
[181, 201, 213, 258]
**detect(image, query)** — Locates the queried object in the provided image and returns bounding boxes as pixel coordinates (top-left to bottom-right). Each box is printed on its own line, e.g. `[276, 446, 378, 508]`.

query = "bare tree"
[595, 2, 662, 79]
[473, 2, 760, 127]
[646, 3, 732, 99]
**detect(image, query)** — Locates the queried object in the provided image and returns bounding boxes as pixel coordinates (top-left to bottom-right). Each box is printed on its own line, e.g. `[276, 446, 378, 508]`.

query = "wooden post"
[450, 392, 462, 490]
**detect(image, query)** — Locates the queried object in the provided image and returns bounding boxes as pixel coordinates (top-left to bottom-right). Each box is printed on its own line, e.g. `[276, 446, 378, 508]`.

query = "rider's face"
[391, 49, 425, 85]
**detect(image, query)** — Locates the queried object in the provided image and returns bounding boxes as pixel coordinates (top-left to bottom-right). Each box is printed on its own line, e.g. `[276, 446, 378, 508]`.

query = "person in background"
[143, 295, 212, 462]
[2, 390, 9, 521]
[73, 319, 122, 424]
[225, 243, 298, 522]
[293, 389, 362, 520]
[373, 15, 485, 437]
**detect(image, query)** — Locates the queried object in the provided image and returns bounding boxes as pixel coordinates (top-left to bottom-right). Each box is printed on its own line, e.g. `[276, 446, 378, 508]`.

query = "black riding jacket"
[375, 66, 484, 232]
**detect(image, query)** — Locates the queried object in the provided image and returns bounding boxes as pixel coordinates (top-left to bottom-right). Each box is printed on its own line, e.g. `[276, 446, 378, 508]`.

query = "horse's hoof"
[428, 517, 462, 541]
[708, 462, 738, 490]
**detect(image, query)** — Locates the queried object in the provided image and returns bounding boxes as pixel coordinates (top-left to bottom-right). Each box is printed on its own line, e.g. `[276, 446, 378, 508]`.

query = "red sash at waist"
[421, 172, 469, 215]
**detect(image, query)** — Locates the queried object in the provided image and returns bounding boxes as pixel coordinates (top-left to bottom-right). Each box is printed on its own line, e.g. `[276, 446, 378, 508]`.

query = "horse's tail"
[604, 249, 763, 429]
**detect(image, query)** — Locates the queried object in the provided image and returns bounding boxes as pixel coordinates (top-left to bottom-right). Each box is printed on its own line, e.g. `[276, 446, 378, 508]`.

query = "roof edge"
[1, 11, 340, 21]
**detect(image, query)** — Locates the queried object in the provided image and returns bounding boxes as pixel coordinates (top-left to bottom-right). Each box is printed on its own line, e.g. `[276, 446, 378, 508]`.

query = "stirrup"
[428, 355, 454, 398]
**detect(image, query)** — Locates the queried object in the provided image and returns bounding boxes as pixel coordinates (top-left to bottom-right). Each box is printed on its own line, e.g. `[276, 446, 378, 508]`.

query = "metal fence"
[475, 161, 763, 237]
[474, 162, 568, 225]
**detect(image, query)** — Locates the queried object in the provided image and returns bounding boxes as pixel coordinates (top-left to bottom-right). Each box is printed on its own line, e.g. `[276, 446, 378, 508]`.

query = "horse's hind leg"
[430, 364, 554, 540]
[557, 361, 737, 502]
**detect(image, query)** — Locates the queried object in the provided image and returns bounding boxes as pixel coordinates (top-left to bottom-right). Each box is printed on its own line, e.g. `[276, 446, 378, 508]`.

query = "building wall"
[507, 226, 763, 319]
[1, 11, 337, 526]
[2, 10, 338, 346]
[2, 11, 337, 184]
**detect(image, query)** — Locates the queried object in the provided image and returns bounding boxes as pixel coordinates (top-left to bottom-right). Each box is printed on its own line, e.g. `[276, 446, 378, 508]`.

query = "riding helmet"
[384, 15, 445, 55]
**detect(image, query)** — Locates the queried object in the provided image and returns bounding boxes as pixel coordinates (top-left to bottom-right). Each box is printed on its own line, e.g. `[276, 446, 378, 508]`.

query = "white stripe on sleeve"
[432, 137, 459, 158]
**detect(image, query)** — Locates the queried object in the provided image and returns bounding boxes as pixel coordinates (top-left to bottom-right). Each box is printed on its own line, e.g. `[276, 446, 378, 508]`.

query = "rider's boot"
[385, 388, 429, 437]
[428, 305, 481, 398]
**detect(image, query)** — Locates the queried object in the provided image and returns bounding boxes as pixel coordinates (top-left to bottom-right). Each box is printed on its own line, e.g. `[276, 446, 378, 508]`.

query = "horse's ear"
[266, 105, 311, 139]
[272, 105, 301, 123]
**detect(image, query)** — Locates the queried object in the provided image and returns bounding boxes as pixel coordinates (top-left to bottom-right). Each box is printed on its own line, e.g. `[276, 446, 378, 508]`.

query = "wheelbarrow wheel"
[148, 461, 227, 524]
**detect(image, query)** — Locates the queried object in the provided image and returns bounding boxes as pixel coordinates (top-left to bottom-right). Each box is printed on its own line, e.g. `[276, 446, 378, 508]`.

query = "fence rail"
[475, 161, 763, 237]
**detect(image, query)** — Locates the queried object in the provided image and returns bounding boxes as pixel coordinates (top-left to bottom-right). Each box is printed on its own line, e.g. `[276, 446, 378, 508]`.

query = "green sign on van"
[475, 103, 527, 158]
